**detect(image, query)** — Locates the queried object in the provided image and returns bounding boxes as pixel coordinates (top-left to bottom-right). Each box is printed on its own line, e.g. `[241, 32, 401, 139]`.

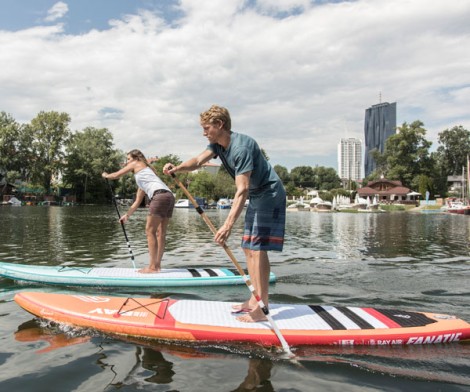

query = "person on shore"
[102, 149, 175, 273]
[163, 105, 286, 322]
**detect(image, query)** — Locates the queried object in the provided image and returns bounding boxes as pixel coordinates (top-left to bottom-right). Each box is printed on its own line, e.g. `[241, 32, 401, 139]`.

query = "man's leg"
[237, 250, 270, 322]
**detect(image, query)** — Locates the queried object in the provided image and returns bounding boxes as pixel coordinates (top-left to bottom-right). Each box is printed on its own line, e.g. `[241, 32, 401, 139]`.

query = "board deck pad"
[14, 292, 470, 347]
[0, 262, 275, 287]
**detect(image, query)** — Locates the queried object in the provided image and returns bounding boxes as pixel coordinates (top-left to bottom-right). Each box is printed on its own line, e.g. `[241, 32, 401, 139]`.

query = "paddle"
[169, 173, 294, 357]
[106, 179, 137, 269]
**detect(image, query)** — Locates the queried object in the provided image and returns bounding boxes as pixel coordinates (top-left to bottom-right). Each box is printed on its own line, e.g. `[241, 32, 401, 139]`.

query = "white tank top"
[134, 167, 171, 198]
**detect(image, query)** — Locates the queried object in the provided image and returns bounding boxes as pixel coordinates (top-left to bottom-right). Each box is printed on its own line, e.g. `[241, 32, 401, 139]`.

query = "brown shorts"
[148, 190, 175, 218]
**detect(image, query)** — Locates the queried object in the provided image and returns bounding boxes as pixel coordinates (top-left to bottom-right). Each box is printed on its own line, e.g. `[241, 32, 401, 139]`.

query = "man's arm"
[164, 150, 215, 174]
[214, 171, 251, 245]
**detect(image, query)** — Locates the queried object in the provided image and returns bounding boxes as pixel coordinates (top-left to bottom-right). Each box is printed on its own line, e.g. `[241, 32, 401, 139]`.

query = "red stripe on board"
[363, 308, 402, 328]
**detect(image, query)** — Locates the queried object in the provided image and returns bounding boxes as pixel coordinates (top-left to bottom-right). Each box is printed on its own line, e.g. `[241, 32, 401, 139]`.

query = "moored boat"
[442, 198, 470, 215]
[217, 198, 232, 209]
[174, 198, 190, 208]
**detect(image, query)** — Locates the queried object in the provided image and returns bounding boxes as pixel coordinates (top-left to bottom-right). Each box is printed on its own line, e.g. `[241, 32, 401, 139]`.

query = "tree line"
[0, 110, 341, 203]
[368, 121, 470, 198]
[1, 111, 469, 203]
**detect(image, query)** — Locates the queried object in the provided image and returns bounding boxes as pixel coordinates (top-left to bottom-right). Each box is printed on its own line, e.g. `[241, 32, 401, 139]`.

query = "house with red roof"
[357, 178, 420, 205]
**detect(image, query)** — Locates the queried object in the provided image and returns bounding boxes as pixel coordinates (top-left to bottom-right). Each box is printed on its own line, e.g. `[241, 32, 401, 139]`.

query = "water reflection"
[12, 318, 470, 389]
[231, 358, 273, 392]
[2, 206, 469, 266]
[14, 319, 90, 353]
[136, 346, 175, 384]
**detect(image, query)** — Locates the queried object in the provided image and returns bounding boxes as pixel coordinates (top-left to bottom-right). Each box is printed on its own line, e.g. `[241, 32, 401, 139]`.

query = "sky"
[1, 0, 469, 171]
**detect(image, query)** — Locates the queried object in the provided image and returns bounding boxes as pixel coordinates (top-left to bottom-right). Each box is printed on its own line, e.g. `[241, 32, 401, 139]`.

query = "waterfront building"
[357, 178, 420, 204]
[338, 138, 362, 184]
[364, 102, 397, 177]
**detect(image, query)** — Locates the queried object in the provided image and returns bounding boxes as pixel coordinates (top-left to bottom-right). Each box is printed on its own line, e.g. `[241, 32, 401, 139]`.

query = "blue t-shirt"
[207, 132, 284, 198]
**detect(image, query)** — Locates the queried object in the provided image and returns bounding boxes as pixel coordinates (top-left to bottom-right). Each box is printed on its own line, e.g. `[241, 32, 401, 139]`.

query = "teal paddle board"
[0, 261, 276, 288]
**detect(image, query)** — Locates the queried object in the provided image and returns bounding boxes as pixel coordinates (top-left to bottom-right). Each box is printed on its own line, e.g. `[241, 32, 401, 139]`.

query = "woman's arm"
[102, 161, 135, 180]
[120, 188, 145, 223]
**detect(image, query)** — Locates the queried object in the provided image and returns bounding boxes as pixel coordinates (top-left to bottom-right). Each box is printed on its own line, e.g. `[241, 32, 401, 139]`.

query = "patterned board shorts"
[241, 191, 286, 252]
[148, 190, 175, 218]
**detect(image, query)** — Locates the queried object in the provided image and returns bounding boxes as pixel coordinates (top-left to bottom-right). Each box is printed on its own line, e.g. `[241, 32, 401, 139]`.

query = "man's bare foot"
[236, 307, 267, 323]
[138, 267, 160, 274]
[231, 306, 252, 314]
[231, 301, 250, 311]
[231, 299, 258, 312]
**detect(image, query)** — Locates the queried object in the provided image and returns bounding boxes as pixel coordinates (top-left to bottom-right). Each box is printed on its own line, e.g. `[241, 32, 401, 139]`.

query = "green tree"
[25, 111, 71, 194]
[436, 125, 470, 175]
[416, 174, 434, 199]
[290, 166, 315, 188]
[0, 112, 26, 184]
[380, 121, 433, 189]
[312, 166, 341, 191]
[64, 127, 122, 203]
[213, 170, 236, 200]
[274, 164, 290, 184]
[188, 171, 216, 200]
[151, 154, 183, 195]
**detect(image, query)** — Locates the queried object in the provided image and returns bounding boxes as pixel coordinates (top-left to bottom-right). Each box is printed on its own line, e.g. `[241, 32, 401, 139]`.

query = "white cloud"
[1, 0, 470, 170]
[44, 1, 69, 22]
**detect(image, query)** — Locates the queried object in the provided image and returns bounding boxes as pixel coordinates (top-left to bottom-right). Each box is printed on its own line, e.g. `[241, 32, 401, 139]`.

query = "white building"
[338, 138, 362, 181]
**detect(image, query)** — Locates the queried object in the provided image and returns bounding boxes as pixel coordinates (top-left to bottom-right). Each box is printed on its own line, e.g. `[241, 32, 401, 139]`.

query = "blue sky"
[0, 1, 181, 33]
[1, 0, 470, 171]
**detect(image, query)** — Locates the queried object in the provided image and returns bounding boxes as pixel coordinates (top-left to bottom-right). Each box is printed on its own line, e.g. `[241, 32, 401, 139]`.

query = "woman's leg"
[155, 217, 170, 270]
[139, 215, 162, 273]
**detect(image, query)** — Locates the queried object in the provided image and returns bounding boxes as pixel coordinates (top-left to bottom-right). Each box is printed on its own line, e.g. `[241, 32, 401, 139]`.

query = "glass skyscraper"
[364, 102, 397, 177]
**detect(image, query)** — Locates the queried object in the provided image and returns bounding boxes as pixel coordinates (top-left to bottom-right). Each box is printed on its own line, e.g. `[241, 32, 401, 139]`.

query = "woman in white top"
[102, 149, 175, 273]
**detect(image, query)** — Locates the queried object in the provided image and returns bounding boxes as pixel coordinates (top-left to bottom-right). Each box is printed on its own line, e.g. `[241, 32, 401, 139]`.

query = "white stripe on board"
[348, 307, 389, 329]
[321, 306, 362, 330]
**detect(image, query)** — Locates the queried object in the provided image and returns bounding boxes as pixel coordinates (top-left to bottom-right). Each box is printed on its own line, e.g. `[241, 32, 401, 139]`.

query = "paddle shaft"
[106, 179, 137, 269]
[170, 173, 293, 356]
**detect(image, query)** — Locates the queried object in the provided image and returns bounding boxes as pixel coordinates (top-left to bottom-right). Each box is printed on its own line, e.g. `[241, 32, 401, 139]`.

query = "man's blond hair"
[200, 105, 231, 131]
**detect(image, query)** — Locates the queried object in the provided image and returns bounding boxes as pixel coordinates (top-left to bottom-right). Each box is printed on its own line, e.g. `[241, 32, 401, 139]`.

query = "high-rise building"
[364, 102, 397, 177]
[338, 138, 362, 182]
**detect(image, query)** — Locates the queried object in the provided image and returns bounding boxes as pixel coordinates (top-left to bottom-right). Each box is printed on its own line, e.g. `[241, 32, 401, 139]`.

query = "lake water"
[0, 205, 469, 391]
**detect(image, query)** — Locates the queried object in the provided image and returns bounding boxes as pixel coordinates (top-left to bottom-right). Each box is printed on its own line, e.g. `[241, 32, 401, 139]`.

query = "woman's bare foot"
[138, 267, 160, 274]
[236, 307, 268, 323]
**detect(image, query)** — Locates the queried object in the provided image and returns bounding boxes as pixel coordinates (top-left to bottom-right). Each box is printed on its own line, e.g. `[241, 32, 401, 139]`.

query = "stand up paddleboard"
[14, 291, 470, 347]
[0, 262, 275, 288]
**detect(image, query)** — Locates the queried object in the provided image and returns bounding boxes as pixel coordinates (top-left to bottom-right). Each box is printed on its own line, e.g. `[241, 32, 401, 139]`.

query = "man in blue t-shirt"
[164, 105, 286, 322]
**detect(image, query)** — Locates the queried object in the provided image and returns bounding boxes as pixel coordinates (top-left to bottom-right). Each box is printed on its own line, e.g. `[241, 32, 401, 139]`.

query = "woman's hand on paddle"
[120, 214, 129, 224]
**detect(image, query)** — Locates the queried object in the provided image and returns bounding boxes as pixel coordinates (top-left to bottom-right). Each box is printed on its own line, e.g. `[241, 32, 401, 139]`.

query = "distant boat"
[174, 198, 207, 209]
[351, 195, 368, 210]
[217, 198, 232, 209]
[442, 199, 470, 215]
[174, 199, 190, 208]
[7, 197, 22, 206]
[308, 196, 323, 208]
[315, 201, 333, 212]
[287, 202, 310, 211]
